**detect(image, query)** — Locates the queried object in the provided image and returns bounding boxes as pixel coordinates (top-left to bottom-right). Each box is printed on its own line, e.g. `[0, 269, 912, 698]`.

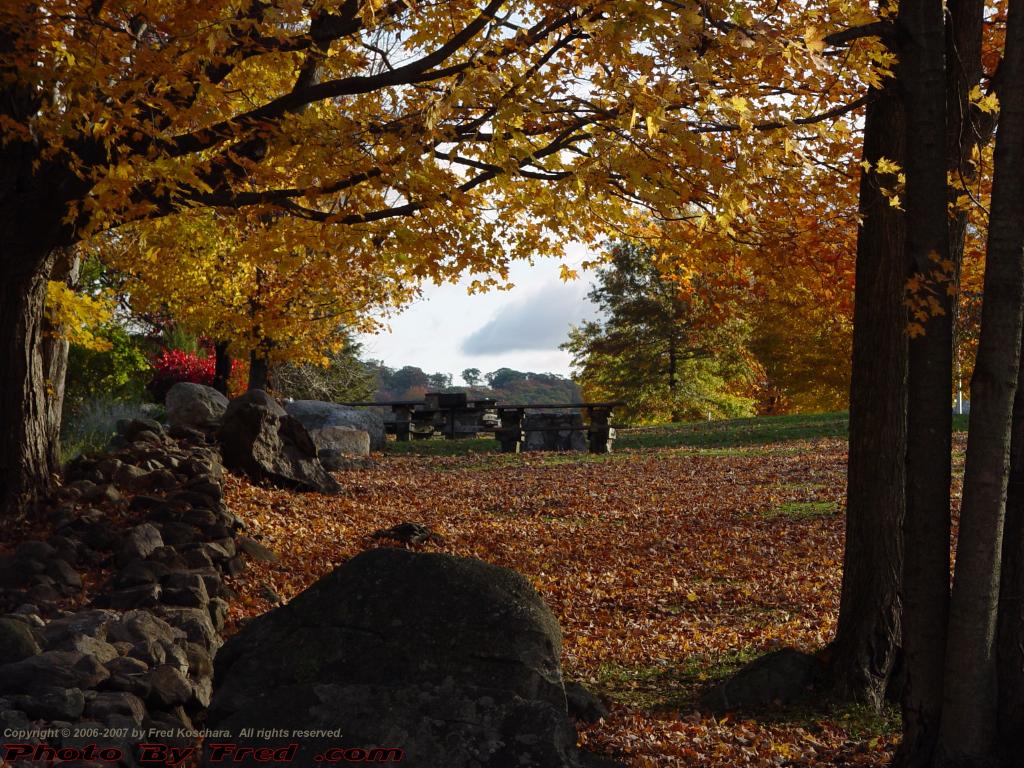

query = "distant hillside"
[367, 363, 581, 404]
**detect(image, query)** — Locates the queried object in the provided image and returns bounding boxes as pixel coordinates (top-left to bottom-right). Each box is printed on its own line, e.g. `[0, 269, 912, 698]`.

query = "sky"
[356, 243, 601, 383]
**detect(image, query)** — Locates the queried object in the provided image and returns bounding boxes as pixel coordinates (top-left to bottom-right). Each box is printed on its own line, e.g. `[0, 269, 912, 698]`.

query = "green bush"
[65, 325, 152, 410]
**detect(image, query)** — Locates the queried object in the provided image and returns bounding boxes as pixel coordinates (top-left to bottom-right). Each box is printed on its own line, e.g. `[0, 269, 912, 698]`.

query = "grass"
[594, 647, 763, 712]
[594, 651, 899, 744]
[60, 398, 164, 463]
[384, 410, 971, 458]
[616, 412, 851, 450]
[764, 501, 839, 521]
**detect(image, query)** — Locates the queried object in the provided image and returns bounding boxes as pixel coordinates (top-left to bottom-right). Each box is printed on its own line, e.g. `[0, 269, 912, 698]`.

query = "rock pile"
[0, 418, 255, 766]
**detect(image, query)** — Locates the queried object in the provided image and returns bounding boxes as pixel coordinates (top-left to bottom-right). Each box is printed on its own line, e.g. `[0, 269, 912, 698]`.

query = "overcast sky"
[356, 243, 600, 383]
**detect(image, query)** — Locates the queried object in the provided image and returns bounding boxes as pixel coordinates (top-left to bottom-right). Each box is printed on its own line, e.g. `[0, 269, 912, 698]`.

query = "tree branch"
[824, 21, 896, 47]
[164, 0, 508, 158]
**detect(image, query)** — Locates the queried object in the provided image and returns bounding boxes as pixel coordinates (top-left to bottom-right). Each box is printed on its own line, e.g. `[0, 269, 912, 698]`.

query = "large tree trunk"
[248, 351, 270, 392]
[830, 76, 907, 706]
[897, 0, 954, 765]
[941, 1, 1024, 762]
[0, 248, 62, 521]
[998, 325, 1024, 756]
[0, 12, 83, 520]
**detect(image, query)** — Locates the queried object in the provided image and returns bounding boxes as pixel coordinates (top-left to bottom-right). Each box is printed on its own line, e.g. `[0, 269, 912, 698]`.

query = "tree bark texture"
[831, 77, 907, 707]
[41, 247, 82, 469]
[939, 1, 1024, 763]
[248, 352, 270, 392]
[213, 341, 233, 395]
[0, 246, 61, 521]
[897, 0, 954, 764]
[998, 323, 1024, 757]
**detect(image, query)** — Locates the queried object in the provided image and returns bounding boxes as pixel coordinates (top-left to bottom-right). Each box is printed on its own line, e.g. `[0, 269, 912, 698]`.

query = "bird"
[258, 582, 283, 605]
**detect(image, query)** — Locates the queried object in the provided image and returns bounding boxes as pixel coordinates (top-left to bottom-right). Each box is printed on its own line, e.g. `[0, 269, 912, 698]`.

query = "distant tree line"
[367, 363, 580, 404]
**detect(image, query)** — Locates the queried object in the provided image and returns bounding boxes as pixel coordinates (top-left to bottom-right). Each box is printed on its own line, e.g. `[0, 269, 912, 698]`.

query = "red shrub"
[147, 348, 216, 401]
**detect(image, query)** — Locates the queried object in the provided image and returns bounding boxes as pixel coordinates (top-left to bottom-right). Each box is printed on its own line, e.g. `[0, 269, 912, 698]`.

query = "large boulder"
[309, 426, 371, 469]
[166, 383, 229, 431]
[205, 549, 594, 767]
[218, 393, 340, 494]
[284, 400, 386, 451]
[225, 388, 287, 419]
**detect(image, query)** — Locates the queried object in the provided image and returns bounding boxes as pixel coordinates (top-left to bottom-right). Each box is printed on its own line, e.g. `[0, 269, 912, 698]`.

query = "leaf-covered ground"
[223, 433, 922, 767]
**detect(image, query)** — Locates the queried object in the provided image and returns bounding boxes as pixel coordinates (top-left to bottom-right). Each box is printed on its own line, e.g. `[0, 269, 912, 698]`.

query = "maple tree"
[94, 208, 418, 385]
[813, 1, 1024, 765]
[0, 0, 884, 520]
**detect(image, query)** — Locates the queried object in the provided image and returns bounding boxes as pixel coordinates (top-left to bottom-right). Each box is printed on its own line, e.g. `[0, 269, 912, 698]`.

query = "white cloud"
[356, 246, 600, 377]
[461, 282, 595, 355]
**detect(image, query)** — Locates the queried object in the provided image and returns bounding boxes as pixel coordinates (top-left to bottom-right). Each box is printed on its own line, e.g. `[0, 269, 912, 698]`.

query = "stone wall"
[0, 419, 255, 767]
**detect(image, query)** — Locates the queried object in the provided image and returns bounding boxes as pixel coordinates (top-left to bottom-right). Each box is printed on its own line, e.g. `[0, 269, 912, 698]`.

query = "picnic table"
[493, 402, 622, 454]
[340, 393, 498, 441]
[341, 396, 623, 454]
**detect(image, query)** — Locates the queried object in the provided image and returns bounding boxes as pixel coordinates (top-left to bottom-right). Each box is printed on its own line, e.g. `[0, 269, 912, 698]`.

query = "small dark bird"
[369, 522, 444, 546]
[258, 582, 283, 605]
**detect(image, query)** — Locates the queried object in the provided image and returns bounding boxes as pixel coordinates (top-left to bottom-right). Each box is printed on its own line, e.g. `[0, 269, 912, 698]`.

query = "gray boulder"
[312, 425, 370, 453]
[218, 397, 340, 494]
[166, 383, 229, 431]
[206, 549, 591, 767]
[0, 617, 40, 663]
[284, 400, 386, 451]
[225, 389, 287, 419]
[310, 426, 371, 469]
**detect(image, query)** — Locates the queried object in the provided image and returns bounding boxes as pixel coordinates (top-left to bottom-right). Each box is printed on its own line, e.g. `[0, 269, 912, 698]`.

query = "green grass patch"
[764, 501, 839, 521]
[593, 649, 901, 742]
[615, 412, 849, 450]
[594, 648, 761, 712]
[382, 411, 969, 458]
[752, 698, 901, 743]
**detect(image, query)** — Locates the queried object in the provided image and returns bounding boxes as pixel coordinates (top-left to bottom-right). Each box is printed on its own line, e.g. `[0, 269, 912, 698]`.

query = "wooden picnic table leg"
[392, 405, 413, 442]
[411, 409, 435, 440]
[496, 408, 524, 453]
[587, 406, 615, 454]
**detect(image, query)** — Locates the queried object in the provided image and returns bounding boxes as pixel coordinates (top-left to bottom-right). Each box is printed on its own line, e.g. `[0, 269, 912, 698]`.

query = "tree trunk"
[213, 341, 232, 395]
[248, 351, 270, 392]
[897, 0, 954, 764]
[0, 248, 62, 521]
[998, 324, 1024, 756]
[939, 1, 1024, 762]
[830, 76, 907, 706]
[41, 247, 82, 469]
[946, 0, 989, 422]
[668, 342, 681, 422]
